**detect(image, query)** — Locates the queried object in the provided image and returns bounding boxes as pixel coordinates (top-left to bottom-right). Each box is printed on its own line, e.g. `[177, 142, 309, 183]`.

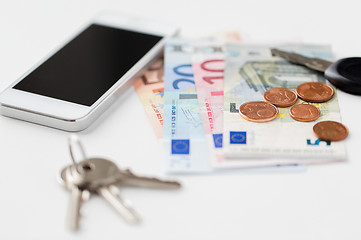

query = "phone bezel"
[0, 13, 178, 121]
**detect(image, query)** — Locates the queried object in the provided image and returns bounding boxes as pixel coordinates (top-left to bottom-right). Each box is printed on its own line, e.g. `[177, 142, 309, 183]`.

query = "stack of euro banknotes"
[134, 39, 347, 173]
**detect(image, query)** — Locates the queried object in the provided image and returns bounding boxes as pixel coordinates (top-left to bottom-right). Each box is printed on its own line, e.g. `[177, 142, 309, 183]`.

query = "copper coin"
[239, 101, 279, 122]
[263, 88, 298, 107]
[289, 104, 320, 122]
[296, 82, 334, 103]
[313, 121, 349, 141]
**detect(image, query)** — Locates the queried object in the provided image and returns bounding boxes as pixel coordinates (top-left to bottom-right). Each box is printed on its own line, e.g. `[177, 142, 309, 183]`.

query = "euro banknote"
[163, 40, 304, 173]
[133, 59, 165, 139]
[222, 44, 347, 165]
[163, 39, 212, 173]
[134, 32, 242, 140]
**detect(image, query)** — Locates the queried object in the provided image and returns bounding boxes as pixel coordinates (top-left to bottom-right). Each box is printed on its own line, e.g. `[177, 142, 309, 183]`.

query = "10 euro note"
[192, 42, 303, 169]
[222, 44, 347, 165]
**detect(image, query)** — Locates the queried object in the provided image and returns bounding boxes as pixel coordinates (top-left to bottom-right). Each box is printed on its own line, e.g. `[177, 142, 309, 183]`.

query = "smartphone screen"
[13, 24, 162, 106]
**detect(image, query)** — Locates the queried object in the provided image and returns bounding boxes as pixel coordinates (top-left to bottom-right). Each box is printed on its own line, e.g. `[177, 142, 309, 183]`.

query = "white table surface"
[1, 0, 361, 239]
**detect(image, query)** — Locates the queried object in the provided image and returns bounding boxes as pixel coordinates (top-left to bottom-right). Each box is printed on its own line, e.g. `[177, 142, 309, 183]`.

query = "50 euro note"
[133, 59, 165, 139]
[192, 42, 302, 169]
[222, 44, 347, 165]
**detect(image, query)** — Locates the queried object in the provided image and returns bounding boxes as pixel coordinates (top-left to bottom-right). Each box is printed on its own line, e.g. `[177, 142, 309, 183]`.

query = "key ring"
[68, 134, 87, 167]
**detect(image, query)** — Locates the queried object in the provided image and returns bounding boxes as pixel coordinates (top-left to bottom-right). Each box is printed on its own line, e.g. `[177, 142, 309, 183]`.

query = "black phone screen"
[13, 24, 162, 106]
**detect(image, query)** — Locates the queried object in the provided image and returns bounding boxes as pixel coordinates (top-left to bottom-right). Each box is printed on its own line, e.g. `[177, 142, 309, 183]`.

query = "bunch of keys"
[59, 135, 181, 231]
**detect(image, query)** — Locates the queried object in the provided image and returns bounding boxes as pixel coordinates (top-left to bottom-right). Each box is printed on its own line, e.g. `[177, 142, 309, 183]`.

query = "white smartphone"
[0, 13, 178, 131]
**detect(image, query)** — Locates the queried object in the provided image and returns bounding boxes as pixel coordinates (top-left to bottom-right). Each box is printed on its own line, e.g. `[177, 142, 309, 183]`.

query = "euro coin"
[313, 120, 348, 141]
[263, 88, 298, 107]
[296, 82, 334, 103]
[289, 104, 320, 122]
[239, 101, 278, 122]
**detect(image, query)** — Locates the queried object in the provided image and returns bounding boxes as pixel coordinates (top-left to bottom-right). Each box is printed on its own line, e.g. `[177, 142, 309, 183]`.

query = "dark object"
[271, 48, 361, 95]
[325, 58, 361, 95]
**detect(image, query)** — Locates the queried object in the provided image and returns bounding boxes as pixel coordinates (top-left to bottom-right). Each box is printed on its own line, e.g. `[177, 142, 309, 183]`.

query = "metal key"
[59, 166, 89, 230]
[69, 157, 181, 190]
[270, 48, 333, 72]
[97, 185, 139, 223]
[68, 158, 181, 222]
[59, 134, 90, 230]
[271, 48, 361, 95]
[115, 168, 181, 189]
[66, 158, 141, 223]
[61, 135, 181, 230]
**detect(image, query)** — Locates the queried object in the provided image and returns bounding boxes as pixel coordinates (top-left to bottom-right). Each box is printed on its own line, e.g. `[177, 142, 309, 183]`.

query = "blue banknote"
[163, 39, 211, 173]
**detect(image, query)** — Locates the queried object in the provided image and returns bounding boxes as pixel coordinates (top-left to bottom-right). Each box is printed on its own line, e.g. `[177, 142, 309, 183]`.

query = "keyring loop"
[68, 134, 87, 166]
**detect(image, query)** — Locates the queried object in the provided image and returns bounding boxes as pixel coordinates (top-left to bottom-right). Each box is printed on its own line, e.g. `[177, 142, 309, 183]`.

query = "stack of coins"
[238, 82, 348, 141]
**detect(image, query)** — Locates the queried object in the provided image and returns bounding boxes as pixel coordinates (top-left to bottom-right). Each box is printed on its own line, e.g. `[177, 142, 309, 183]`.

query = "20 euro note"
[222, 44, 347, 165]
[133, 59, 165, 139]
[192, 42, 304, 169]
[133, 32, 243, 140]
[163, 39, 212, 173]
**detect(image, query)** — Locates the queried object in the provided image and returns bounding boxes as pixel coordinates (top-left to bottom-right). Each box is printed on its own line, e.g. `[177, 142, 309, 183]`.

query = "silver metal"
[65, 157, 181, 190]
[271, 48, 333, 73]
[67, 158, 139, 223]
[67, 186, 83, 230]
[71, 158, 120, 189]
[69, 158, 181, 223]
[68, 134, 87, 167]
[59, 152, 181, 229]
[60, 167, 88, 231]
[98, 185, 140, 223]
[116, 168, 181, 189]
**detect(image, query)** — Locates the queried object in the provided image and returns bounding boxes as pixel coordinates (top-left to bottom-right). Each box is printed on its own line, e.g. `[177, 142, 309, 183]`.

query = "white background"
[1, 0, 361, 239]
